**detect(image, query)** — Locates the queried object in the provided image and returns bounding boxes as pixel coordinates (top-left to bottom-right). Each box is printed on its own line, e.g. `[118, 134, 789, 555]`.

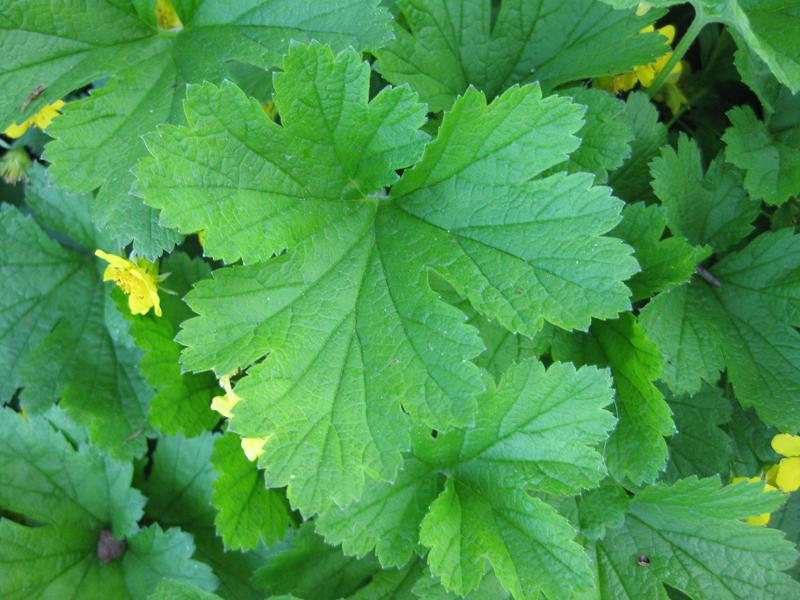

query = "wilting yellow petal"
[241, 437, 269, 462]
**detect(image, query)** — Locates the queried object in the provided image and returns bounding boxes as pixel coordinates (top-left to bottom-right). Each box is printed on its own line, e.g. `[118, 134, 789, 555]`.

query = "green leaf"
[0, 407, 144, 538]
[551, 314, 674, 485]
[211, 433, 293, 551]
[611, 203, 706, 302]
[608, 92, 668, 203]
[0, 409, 217, 599]
[347, 559, 426, 600]
[640, 230, 800, 431]
[150, 580, 223, 600]
[723, 105, 800, 206]
[615, 477, 799, 599]
[137, 42, 429, 265]
[420, 479, 590, 600]
[553, 87, 633, 181]
[411, 569, 511, 599]
[127, 252, 219, 437]
[651, 134, 759, 252]
[1, 0, 392, 256]
[663, 384, 733, 482]
[253, 523, 380, 600]
[374, 0, 667, 112]
[138, 431, 267, 600]
[140, 432, 218, 530]
[0, 203, 152, 459]
[323, 359, 616, 599]
[140, 44, 637, 517]
[316, 455, 440, 568]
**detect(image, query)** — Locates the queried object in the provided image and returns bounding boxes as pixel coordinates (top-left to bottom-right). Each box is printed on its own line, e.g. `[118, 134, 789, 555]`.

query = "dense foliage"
[2, 1, 800, 598]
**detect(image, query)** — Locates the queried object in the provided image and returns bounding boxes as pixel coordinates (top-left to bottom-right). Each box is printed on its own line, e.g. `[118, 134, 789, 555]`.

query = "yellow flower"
[594, 25, 687, 116]
[732, 476, 778, 525]
[156, 0, 183, 30]
[241, 436, 270, 462]
[95, 250, 162, 317]
[771, 433, 800, 493]
[4, 100, 65, 139]
[210, 374, 241, 418]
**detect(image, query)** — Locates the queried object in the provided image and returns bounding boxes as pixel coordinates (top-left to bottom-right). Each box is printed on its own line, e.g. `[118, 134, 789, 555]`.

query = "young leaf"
[552, 87, 633, 181]
[138, 43, 637, 517]
[640, 230, 800, 431]
[374, 0, 667, 112]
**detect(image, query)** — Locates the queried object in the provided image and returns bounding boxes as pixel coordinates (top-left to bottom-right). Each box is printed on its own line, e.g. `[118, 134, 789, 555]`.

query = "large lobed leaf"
[135, 43, 638, 517]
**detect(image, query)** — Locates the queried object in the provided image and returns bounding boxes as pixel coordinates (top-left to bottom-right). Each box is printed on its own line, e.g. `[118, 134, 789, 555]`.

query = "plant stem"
[648, 13, 708, 98]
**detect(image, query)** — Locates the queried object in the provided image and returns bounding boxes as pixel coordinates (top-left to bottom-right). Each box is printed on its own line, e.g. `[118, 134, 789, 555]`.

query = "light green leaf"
[137, 43, 429, 265]
[211, 433, 292, 551]
[141, 44, 637, 517]
[651, 134, 759, 252]
[321, 360, 614, 599]
[374, 0, 667, 112]
[640, 230, 800, 431]
[316, 456, 439, 568]
[1, 0, 392, 256]
[551, 314, 674, 484]
[611, 203, 707, 302]
[420, 479, 591, 600]
[623, 477, 798, 599]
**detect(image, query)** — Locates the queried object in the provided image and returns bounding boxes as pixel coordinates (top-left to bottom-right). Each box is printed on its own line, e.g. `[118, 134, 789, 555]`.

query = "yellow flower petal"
[745, 512, 771, 526]
[776, 457, 800, 493]
[156, 0, 183, 30]
[210, 375, 242, 418]
[241, 436, 269, 462]
[94, 250, 162, 317]
[772, 433, 800, 458]
[3, 100, 65, 138]
[658, 25, 676, 46]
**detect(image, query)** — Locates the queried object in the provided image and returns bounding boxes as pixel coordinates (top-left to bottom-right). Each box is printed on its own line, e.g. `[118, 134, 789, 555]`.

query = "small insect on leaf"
[637, 554, 651, 567]
[20, 84, 46, 111]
